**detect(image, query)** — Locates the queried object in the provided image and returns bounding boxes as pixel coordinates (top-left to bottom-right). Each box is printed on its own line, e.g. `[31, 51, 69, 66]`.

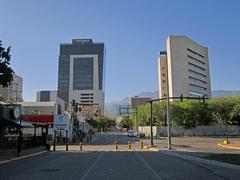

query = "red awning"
[21, 115, 54, 124]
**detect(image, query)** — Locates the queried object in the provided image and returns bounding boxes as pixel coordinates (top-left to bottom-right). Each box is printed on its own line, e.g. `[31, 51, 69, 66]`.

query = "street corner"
[143, 145, 159, 152]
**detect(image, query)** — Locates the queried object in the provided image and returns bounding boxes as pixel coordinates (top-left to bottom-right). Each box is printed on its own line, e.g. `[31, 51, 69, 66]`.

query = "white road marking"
[135, 152, 163, 180]
[80, 152, 104, 180]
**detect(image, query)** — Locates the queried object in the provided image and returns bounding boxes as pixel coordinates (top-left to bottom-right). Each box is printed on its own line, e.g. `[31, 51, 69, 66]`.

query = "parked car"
[127, 130, 136, 137]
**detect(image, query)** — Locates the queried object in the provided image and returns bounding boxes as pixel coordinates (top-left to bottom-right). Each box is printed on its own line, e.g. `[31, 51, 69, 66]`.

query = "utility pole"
[150, 101, 153, 146]
[160, 51, 171, 149]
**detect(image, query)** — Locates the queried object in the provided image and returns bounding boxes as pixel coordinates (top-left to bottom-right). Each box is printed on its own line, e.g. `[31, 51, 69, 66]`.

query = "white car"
[127, 130, 136, 137]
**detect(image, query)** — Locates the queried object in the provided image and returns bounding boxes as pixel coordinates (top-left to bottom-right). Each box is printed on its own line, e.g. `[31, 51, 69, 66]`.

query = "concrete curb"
[161, 150, 240, 170]
[0, 150, 48, 166]
[218, 143, 240, 150]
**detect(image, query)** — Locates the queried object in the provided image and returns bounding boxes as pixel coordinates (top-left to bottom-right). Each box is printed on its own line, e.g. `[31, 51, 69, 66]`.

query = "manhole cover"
[39, 168, 60, 172]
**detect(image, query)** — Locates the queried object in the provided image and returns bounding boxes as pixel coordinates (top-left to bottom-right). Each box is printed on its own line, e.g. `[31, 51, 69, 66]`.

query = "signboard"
[54, 115, 69, 130]
[119, 105, 133, 116]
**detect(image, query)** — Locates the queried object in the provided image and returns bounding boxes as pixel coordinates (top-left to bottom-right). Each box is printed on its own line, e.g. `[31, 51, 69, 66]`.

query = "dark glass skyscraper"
[57, 39, 105, 112]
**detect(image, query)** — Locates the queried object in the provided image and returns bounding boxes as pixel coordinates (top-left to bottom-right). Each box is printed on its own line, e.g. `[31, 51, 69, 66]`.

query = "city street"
[1, 132, 240, 180]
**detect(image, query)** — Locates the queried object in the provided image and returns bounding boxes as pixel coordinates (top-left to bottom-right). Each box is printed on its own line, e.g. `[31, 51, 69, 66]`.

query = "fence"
[139, 125, 240, 137]
[0, 135, 47, 150]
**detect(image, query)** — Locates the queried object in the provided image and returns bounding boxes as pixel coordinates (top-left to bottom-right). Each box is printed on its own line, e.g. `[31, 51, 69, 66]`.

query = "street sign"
[54, 115, 69, 130]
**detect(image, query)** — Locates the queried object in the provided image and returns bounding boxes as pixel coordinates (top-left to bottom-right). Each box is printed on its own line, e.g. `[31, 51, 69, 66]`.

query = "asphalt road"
[1, 132, 240, 180]
[88, 131, 139, 145]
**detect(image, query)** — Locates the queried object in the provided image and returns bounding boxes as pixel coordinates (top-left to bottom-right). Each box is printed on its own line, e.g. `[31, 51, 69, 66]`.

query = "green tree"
[0, 40, 14, 87]
[209, 98, 238, 138]
[230, 103, 240, 125]
[94, 115, 116, 132]
[138, 104, 149, 126]
[119, 116, 133, 130]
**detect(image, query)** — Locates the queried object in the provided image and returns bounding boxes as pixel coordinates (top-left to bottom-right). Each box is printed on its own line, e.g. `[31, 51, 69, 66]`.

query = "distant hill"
[211, 90, 240, 98]
[105, 90, 240, 117]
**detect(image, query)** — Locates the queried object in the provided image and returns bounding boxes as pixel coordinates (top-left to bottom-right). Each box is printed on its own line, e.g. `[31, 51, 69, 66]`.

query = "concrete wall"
[138, 126, 158, 137]
[139, 126, 240, 137]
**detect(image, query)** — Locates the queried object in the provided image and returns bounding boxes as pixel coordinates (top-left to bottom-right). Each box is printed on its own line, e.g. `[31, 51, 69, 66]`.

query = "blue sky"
[1, 0, 240, 102]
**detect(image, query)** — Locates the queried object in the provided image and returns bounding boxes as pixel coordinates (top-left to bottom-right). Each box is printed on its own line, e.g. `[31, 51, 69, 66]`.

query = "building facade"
[57, 39, 105, 113]
[158, 36, 211, 99]
[36, 90, 58, 102]
[0, 74, 23, 102]
[129, 97, 151, 108]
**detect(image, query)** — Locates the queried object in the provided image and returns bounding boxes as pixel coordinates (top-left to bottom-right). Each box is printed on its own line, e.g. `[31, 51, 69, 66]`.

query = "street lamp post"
[135, 96, 139, 137]
[160, 51, 171, 149]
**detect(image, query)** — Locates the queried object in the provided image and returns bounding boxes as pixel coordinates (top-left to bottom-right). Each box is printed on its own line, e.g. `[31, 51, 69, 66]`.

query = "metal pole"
[66, 130, 68, 151]
[165, 52, 171, 149]
[135, 96, 139, 137]
[150, 101, 153, 146]
[53, 130, 56, 151]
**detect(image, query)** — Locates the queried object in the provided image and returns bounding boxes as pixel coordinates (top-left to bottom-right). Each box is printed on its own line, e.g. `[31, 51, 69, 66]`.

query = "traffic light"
[72, 99, 76, 106]
[74, 103, 79, 112]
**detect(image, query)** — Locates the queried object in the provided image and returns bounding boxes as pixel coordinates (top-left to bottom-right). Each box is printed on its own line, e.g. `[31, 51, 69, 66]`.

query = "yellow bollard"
[115, 141, 118, 150]
[128, 141, 132, 150]
[224, 139, 230, 144]
[80, 142, 83, 151]
[140, 140, 144, 149]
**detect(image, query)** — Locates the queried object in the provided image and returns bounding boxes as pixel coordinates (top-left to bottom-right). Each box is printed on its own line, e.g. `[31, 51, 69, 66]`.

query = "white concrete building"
[19, 98, 65, 115]
[0, 74, 23, 102]
[158, 36, 211, 99]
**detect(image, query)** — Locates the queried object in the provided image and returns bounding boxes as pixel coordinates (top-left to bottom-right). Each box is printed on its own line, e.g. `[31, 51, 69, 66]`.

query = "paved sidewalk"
[143, 137, 240, 154]
[0, 146, 47, 163]
[218, 141, 240, 150]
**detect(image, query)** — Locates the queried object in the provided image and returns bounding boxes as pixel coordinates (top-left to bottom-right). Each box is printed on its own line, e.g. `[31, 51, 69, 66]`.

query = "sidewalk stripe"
[218, 143, 240, 150]
[81, 152, 104, 180]
[135, 152, 163, 180]
[0, 150, 48, 165]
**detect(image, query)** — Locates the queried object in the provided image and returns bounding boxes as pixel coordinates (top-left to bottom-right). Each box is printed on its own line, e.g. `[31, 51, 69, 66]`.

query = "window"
[162, 73, 165, 76]
[189, 83, 207, 90]
[162, 80, 166, 83]
[188, 62, 205, 71]
[187, 48, 205, 58]
[190, 91, 208, 97]
[188, 55, 205, 65]
[189, 76, 207, 84]
[73, 58, 94, 90]
[189, 69, 206, 77]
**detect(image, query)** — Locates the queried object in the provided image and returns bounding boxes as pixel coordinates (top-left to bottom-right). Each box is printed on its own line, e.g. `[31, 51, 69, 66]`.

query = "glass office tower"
[57, 39, 105, 113]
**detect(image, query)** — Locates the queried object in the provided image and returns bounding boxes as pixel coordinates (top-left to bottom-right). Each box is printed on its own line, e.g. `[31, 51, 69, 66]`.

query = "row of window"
[189, 91, 208, 97]
[189, 69, 206, 78]
[80, 100, 94, 103]
[81, 93, 94, 96]
[189, 76, 207, 84]
[188, 62, 205, 71]
[189, 83, 207, 90]
[187, 55, 205, 65]
[81, 96, 94, 99]
[187, 48, 205, 58]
